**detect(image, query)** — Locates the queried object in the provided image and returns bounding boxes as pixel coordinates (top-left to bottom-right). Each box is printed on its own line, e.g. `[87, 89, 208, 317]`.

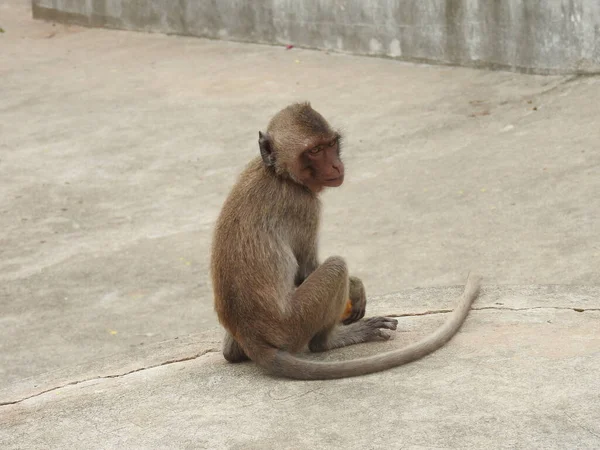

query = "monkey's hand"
[342, 276, 367, 325]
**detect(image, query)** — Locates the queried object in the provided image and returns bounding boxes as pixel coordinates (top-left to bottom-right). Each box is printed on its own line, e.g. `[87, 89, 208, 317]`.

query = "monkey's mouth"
[324, 175, 344, 187]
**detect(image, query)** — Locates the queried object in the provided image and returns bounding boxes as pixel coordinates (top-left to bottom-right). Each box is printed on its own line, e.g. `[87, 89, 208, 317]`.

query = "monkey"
[210, 102, 481, 380]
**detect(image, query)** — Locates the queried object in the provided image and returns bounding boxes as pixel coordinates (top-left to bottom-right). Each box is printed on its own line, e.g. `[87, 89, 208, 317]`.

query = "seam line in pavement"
[0, 348, 219, 407]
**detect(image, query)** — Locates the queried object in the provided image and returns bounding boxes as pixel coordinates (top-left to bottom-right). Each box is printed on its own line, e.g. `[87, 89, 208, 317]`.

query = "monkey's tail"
[258, 272, 481, 380]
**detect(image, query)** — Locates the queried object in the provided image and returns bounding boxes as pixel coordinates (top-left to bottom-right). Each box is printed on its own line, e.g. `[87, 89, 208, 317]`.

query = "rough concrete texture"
[1, 1, 600, 446]
[31, 0, 600, 74]
[2, 285, 600, 449]
[3, 0, 600, 383]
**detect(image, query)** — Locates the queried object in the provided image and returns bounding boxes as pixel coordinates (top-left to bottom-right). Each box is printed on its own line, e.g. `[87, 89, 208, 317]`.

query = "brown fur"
[211, 102, 481, 380]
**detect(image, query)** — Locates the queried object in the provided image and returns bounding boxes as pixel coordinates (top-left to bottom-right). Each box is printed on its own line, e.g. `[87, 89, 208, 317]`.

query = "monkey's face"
[300, 134, 345, 191]
[259, 103, 346, 193]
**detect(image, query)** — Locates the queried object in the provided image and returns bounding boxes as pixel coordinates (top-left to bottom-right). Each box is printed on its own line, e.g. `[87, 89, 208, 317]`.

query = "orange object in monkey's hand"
[341, 299, 353, 321]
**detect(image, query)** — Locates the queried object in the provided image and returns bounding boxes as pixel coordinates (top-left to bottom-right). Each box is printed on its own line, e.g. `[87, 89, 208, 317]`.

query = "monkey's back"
[211, 157, 320, 340]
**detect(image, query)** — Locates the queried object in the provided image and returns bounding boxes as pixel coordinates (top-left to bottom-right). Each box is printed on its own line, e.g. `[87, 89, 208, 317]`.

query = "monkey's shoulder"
[232, 157, 318, 204]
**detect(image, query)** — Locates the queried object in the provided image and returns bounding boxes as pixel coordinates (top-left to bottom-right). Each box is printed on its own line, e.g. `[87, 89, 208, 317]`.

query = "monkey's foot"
[349, 316, 398, 343]
[310, 316, 399, 352]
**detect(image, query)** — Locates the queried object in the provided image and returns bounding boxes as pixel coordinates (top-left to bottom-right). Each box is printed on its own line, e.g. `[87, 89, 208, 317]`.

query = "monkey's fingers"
[364, 316, 398, 330]
[348, 316, 398, 342]
[341, 299, 353, 321]
[342, 302, 366, 325]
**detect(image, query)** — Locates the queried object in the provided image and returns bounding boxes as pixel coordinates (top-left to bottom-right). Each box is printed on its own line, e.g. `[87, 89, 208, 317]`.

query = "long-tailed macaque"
[211, 102, 481, 380]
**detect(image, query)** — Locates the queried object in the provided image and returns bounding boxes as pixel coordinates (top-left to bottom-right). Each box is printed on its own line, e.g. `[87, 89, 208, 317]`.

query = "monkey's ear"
[258, 131, 275, 167]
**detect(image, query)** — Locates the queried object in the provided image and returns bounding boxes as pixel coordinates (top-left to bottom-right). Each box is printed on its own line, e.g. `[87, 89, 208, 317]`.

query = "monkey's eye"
[309, 145, 323, 154]
[328, 138, 337, 147]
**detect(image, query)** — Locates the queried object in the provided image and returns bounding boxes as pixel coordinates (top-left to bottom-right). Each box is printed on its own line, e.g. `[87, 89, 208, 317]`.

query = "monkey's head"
[258, 102, 344, 193]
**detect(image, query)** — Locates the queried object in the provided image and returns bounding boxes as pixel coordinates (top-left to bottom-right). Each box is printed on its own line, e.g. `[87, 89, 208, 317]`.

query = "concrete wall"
[32, 0, 600, 74]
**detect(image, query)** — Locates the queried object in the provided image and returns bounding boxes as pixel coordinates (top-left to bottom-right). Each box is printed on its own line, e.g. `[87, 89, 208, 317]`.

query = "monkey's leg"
[284, 256, 351, 350]
[294, 258, 364, 326]
[308, 317, 398, 352]
[222, 331, 250, 363]
[287, 256, 397, 353]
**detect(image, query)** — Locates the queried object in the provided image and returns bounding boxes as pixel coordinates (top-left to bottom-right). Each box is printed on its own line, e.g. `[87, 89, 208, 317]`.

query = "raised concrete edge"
[31, 0, 600, 75]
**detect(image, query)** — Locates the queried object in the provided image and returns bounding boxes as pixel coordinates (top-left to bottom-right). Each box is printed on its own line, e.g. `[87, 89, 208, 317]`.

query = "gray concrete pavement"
[2, 285, 599, 448]
[1, 2, 600, 447]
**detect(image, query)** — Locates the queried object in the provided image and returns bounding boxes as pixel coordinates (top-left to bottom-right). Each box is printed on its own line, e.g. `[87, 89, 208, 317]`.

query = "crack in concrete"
[563, 411, 600, 440]
[388, 305, 600, 317]
[0, 348, 219, 407]
[3, 304, 599, 406]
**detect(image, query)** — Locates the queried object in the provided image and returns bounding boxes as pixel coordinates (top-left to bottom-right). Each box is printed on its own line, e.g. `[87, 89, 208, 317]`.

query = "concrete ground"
[0, 1, 599, 448]
[2, 286, 599, 448]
